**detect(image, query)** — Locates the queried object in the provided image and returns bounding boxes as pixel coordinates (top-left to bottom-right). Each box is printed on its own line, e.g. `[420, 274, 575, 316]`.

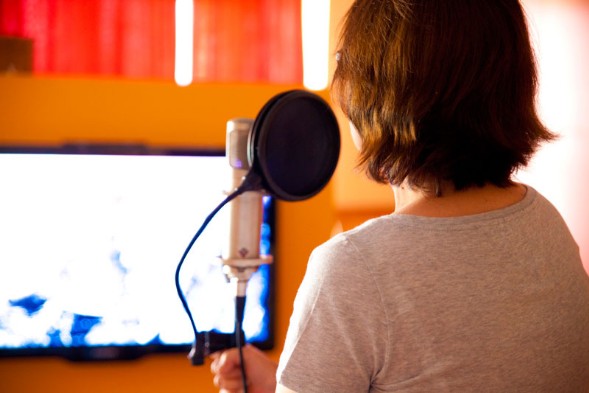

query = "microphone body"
[222, 118, 271, 297]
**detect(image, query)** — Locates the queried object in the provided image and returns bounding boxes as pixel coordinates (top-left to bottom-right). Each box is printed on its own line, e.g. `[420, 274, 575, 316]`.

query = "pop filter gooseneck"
[245, 89, 341, 201]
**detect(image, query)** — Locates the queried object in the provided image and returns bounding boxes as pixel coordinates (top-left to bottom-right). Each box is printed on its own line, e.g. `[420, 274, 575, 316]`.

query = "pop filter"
[247, 90, 340, 201]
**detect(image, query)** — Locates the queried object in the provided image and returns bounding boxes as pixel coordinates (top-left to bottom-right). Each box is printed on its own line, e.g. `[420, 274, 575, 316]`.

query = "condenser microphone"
[221, 91, 340, 295]
[175, 90, 340, 366]
[221, 118, 271, 297]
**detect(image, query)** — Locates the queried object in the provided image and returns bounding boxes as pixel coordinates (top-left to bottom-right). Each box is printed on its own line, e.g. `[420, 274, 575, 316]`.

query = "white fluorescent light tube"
[302, 0, 331, 91]
[175, 0, 194, 87]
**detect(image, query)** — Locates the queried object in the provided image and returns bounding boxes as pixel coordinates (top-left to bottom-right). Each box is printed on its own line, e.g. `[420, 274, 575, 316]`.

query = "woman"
[211, 0, 589, 392]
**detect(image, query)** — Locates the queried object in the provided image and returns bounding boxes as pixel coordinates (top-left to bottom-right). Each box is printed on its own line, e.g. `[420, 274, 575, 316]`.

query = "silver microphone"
[222, 118, 272, 297]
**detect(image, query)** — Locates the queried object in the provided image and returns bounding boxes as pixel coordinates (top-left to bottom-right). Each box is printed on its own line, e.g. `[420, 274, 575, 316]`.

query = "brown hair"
[331, 0, 555, 195]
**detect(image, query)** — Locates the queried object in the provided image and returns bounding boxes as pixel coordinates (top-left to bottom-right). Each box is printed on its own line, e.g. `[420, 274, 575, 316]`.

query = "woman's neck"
[393, 182, 527, 217]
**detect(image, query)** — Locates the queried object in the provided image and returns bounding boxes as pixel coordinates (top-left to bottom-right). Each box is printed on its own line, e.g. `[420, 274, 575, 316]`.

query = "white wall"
[516, 0, 589, 271]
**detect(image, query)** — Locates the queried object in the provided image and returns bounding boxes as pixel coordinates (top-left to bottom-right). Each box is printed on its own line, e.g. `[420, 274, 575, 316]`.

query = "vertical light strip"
[302, 0, 331, 91]
[175, 0, 194, 87]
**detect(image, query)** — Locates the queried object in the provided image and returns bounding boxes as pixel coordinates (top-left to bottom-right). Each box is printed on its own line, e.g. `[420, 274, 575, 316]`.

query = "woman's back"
[278, 186, 589, 392]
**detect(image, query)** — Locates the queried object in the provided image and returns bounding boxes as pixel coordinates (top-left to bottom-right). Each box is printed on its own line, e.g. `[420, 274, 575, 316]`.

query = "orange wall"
[0, 76, 338, 392]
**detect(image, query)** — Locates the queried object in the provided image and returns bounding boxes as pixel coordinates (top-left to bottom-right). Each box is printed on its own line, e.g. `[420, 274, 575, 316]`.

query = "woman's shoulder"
[309, 214, 403, 270]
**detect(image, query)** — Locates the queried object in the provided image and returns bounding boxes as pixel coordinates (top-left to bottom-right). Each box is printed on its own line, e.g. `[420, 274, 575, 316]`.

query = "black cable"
[174, 170, 263, 363]
[235, 295, 248, 393]
[174, 189, 241, 350]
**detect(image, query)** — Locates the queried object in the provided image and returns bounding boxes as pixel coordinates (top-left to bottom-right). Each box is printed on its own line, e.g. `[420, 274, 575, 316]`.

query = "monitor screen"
[0, 145, 274, 360]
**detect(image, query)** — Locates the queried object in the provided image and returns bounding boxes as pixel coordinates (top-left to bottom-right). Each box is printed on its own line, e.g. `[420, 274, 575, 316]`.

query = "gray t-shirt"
[277, 186, 589, 392]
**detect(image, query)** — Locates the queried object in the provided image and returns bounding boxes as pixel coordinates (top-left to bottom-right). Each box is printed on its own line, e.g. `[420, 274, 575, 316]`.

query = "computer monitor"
[0, 144, 274, 360]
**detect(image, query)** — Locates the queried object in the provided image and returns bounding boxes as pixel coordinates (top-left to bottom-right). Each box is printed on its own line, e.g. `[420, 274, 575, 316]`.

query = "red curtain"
[193, 0, 302, 83]
[0, 0, 302, 83]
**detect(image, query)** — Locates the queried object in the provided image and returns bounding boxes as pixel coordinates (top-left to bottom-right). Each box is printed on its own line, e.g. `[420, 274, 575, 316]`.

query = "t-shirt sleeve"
[276, 235, 389, 393]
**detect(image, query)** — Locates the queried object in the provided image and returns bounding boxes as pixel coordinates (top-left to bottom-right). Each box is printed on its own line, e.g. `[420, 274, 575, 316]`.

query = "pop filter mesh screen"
[257, 94, 340, 200]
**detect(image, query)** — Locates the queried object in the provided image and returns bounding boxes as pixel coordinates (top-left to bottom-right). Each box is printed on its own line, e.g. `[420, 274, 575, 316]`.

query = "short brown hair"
[332, 0, 555, 195]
